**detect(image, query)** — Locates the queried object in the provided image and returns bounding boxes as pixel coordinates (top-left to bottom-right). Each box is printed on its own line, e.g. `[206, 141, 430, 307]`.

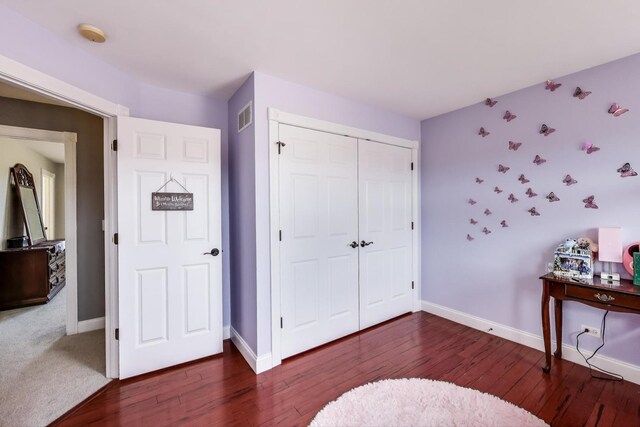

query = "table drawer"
[565, 285, 639, 310]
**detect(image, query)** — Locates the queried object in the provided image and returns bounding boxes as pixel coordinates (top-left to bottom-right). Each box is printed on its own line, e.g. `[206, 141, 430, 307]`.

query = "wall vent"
[238, 101, 252, 133]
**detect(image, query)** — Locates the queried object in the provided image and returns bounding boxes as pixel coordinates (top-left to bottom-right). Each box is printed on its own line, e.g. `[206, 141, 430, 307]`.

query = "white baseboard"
[230, 326, 272, 374]
[77, 316, 105, 333]
[422, 300, 640, 385]
[223, 325, 230, 340]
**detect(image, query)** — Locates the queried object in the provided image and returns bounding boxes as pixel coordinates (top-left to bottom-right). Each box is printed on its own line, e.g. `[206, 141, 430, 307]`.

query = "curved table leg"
[554, 299, 563, 359]
[541, 280, 551, 373]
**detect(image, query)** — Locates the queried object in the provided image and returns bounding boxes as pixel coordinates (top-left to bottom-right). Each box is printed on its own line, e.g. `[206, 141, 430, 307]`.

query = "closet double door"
[279, 124, 413, 359]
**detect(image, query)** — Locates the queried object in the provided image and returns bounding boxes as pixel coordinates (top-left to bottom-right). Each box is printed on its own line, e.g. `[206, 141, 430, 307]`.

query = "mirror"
[11, 163, 47, 245]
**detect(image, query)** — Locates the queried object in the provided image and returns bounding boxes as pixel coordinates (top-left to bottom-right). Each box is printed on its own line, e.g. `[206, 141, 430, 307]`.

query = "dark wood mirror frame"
[10, 163, 47, 245]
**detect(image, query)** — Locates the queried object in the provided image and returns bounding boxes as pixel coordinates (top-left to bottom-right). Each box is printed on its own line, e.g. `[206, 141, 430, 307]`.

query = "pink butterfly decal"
[468, 199, 477, 205]
[573, 87, 591, 99]
[484, 208, 492, 216]
[540, 124, 556, 136]
[476, 177, 484, 184]
[518, 174, 530, 184]
[500, 220, 508, 228]
[546, 192, 560, 202]
[582, 143, 600, 154]
[533, 155, 547, 165]
[545, 80, 562, 91]
[508, 141, 522, 151]
[498, 164, 510, 173]
[528, 207, 541, 216]
[526, 188, 537, 198]
[608, 103, 629, 117]
[485, 98, 498, 107]
[470, 218, 478, 225]
[482, 227, 491, 235]
[583, 195, 599, 209]
[479, 127, 490, 137]
[503, 110, 517, 122]
[563, 175, 578, 186]
[467, 234, 474, 241]
[494, 186, 503, 194]
[508, 193, 518, 203]
[617, 162, 638, 177]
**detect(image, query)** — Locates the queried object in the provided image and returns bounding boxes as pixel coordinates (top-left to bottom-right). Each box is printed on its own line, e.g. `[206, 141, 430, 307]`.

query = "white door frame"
[41, 168, 56, 238]
[0, 53, 129, 379]
[268, 108, 421, 367]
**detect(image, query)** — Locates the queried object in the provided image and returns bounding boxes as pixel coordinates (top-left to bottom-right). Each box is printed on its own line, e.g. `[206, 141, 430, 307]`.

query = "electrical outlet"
[581, 324, 601, 338]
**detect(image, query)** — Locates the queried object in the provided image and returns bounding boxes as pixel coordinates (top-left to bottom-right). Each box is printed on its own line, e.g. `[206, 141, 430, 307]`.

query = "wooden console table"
[540, 273, 640, 373]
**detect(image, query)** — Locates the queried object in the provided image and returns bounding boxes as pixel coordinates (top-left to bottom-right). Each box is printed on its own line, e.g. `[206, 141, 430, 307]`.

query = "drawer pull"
[594, 293, 615, 302]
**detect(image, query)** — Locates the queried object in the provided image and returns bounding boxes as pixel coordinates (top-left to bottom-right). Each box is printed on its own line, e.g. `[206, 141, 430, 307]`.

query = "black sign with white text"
[151, 192, 194, 211]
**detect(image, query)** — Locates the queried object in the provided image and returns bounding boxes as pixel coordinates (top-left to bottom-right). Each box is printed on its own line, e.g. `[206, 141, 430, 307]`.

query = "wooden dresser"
[0, 240, 65, 310]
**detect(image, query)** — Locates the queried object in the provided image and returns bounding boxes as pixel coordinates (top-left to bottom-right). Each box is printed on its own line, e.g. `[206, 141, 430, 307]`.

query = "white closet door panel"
[359, 140, 413, 329]
[279, 124, 359, 358]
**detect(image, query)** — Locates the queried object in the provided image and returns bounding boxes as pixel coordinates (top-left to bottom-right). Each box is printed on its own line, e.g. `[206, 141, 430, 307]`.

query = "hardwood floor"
[53, 312, 640, 426]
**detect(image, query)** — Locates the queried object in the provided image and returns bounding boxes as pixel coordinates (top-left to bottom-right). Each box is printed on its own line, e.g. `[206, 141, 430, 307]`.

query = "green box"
[634, 253, 640, 286]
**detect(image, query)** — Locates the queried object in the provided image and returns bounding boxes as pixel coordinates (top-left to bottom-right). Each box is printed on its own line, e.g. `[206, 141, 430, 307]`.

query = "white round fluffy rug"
[310, 378, 548, 427]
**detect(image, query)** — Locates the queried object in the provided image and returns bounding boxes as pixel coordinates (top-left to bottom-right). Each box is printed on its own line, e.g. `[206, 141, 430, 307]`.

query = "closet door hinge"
[279, 230, 282, 241]
[280, 317, 283, 328]
[112, 139, 118, 151]
[113, 233, 119, 245]
[410, 162, 414, 171]
[411, 281, 415, 290]
[411, 221, 414, 230]
[115, 328, 119, 340]
[276, 141, 286, 154]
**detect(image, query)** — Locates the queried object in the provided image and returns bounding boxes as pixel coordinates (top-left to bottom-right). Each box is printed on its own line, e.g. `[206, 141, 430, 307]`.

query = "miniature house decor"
[553, 239, 594, 279]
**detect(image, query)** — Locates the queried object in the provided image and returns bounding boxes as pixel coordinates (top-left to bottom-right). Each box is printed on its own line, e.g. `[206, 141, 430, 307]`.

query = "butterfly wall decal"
[539, 124, 556, 136]
[546, 192, 560, 202]
[476, 177, 484, 183]
[498, 164, 510, 173]
[526, 188, 537, 198]
[528, 207, 541, 216]
[484, 208, 492, 216]
[479, 127, 490, 137]
[494, 186, 503, 194]
[518, 174, 530, 184]
[573, 87, 591, 99]
[482, 227, 491, 235]
[503, 110, 517, 122]
[508, 193, 518, 203]
[508, 141, 522, 151]
[468, 199, 477, 205]
[608, 103, 629, 117]
[470, 218, 478, 225]
[545, 80, 562, 91]
[467, 234, 474, 241]
[563, 175, 578, 186]
[485, 98, 498, 107]
[500, 220, 508, 228]
[582, 143, 600, 154]
[617, 162, 638, 177]
[583, 195, 599, 209]
[533, 155, 546, 165]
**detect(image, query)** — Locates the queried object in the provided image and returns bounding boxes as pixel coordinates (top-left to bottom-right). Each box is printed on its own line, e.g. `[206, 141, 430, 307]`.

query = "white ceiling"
[3, 1, 640, 120]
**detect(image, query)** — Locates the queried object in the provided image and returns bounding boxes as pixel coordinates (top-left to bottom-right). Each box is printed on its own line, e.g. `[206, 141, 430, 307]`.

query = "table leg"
[541, 280, 551, 373]
[554, 299, 563, 359]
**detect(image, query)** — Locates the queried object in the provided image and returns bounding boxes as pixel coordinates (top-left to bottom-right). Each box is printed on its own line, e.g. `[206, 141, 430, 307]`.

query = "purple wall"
[421, 53, 640, 366]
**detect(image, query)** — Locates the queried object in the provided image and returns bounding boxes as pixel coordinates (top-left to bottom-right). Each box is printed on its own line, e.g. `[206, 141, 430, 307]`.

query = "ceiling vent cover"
[238, 101, 252, 133]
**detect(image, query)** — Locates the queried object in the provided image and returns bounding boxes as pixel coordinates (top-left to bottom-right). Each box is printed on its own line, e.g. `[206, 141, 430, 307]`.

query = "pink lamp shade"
[598, 227, 622, 263]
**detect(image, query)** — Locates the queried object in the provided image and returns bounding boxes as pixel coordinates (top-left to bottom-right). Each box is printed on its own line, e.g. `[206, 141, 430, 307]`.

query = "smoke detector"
[77, 24, 106, 43]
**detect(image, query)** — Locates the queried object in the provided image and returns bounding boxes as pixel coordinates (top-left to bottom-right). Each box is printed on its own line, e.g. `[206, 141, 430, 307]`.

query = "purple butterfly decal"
[617, 162, 638, 177]
[573, 87, 591, 99]
[498, 164, 510, 173]
[468, 199, 477, 205]
[608, 103, 629, 117]
[508, 193, 518, 203]
[582, 143, 600, 154]
[500, 220, 508, 228]
[467, 234, 474, 241]
[583, 195, 599, 209]
[528, 207, 541, 216]
[503, 110, 517, 122]
[526, 188, 537, 198]
[484, 208, 492, 216]
[518, 174, 530, 184]
[546, 192, 560, 202]
[482, 227, 491, 235]
[563, 175, 578, 186]
[479, 127, 490, 137]
[485, 98, 498, 107]
[533, 155, 547, 165]
[508, 141, 522, 151]
[470, 218, 478, 225]
[494, 186, 503, 194]
[476, 177, 484, 184]
[540, 124, 556, 136]
[545, 80, 562, 91]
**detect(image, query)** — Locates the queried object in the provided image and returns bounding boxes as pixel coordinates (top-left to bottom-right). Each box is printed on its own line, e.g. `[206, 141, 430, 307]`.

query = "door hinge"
[411, 162, 414, 171]
[412, 281, 415, 290]
[112, 139, 118, 151]
[279, 230, 282, 241]
[113, 233, 119, 245]
[276, 141, 286, 154]
[115, 328, 119, 340]
[411, 221, 414, 230]
[280, 317, 283, 328]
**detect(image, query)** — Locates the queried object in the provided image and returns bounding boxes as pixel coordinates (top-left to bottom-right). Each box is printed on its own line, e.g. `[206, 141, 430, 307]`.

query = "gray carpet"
[0, 287, 110, 427]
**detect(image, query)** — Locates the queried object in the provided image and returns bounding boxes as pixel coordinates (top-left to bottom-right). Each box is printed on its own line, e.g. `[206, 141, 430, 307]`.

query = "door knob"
[203, 248, 220, 256]
[349, 241, 358, 248]
[360, 240, 374, 247]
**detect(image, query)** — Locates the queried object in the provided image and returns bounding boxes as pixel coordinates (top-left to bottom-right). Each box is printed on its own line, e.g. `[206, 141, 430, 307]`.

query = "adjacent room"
[0, 1, 639, 426]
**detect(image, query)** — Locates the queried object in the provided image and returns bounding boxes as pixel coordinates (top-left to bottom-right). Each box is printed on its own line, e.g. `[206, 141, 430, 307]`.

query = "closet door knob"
[349, 241, 359, 248]
[360, 240, 374, 247]
[203, 248, 220, 256]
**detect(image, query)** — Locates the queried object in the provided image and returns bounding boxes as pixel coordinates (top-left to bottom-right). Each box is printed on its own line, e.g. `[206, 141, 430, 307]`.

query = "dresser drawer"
[565, 285, 640, 310]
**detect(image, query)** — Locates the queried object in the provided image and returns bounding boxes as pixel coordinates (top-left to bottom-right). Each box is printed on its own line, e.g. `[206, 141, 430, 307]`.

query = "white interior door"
[358, 140, 413, 329]
[279, 124, 359, 358]
[41, 169, 55, 239]
[117, 116, 222, 379]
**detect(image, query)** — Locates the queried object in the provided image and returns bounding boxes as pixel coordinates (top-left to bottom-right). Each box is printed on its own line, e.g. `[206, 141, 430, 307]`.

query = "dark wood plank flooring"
[53, 312, 640, 426]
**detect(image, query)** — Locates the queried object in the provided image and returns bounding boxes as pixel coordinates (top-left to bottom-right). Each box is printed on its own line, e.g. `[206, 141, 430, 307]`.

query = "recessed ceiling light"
[77, 24, 106, 43]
